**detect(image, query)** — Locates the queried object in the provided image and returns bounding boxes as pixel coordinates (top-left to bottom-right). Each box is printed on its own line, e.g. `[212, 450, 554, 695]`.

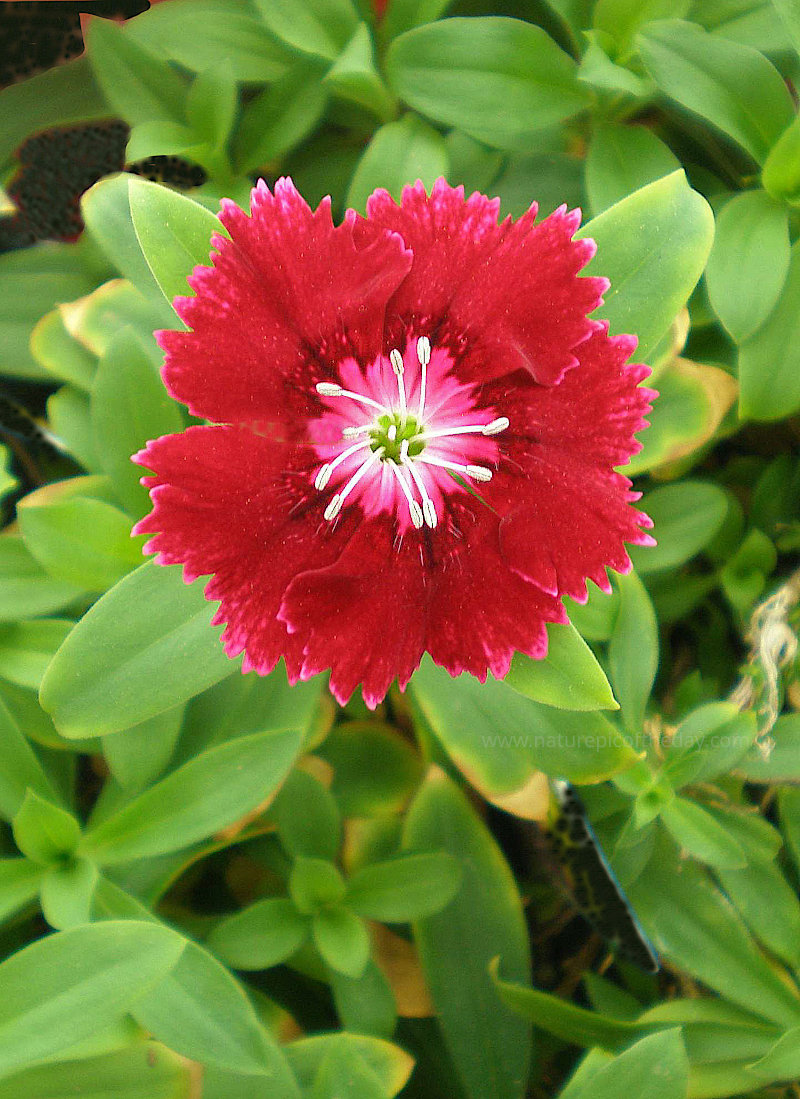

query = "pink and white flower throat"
[309, 336, 508, 533]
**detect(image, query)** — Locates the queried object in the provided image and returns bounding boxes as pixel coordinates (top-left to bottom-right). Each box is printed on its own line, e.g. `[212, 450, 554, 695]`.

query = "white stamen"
[390, 348, 407, 416]
[388, 424, 397, 442]
[389, 461, 424, 529]
[342, 424, 373, 438]
[316, 382, 388, 415]
[415, 419, 510, 443]
[483, 416, 510, 436]
[416, 336, 430, 420]
[418, 454, 493, 482]
[324, 446, 384, 522]
[314, 439, 372, 491]
[401, 444, 438, 529]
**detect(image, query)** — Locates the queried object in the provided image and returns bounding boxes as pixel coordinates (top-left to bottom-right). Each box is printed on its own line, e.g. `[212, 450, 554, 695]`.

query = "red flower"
[134, 178, 654, 707]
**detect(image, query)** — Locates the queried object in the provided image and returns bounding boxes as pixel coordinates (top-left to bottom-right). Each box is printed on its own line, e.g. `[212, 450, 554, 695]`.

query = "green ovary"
[369, 413, 425, 463]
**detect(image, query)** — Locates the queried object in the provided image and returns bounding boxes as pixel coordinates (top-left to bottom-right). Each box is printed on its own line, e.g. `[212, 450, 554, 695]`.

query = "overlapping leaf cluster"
[1, 0, 800, 1096]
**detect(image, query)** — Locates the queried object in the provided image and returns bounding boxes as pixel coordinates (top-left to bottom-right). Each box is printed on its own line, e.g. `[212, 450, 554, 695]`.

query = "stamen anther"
[467, 465, 493, 482]
[316, 382, 342, 396]
[416, 336, 430, 420]
[483, 417, 509, 436]
[324, 494, 342, 520]
[314, 465, 331, 491]
[422, 499, 438, 528]
[342, 425, 372, 438]
[390, 348, 407, 416]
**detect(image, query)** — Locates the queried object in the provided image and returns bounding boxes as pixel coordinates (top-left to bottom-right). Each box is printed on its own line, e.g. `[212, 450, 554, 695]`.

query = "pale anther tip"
[468, 466, 492, 482]
[316, 382, 342, 396]
[417, 335, 431, 366]
[483, 417, 509, 436]
[390, 348, 404, 375]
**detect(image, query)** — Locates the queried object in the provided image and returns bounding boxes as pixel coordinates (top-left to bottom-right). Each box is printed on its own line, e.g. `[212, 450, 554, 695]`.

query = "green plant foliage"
[2, 0, 800, 1094]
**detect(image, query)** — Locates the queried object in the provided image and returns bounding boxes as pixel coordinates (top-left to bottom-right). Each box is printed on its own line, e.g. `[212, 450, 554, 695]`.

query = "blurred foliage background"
[1, 0, 800, 1097]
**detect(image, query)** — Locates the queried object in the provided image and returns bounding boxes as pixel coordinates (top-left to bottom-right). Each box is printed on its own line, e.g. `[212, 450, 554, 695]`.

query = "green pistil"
[369, 413, 425, 463]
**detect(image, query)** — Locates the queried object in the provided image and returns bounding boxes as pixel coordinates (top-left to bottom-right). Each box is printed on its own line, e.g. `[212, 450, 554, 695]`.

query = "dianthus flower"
[134, 178, 654, 707]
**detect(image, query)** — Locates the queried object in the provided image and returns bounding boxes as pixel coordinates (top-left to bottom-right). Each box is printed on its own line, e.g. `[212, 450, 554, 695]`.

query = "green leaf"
[404, 769, 531, 1099]
[564, 1030, 689, 1099]
[411, 658, 637, 793]
[253, 0, 360, 60]
[317, 722, 422, 817]
[749, 1025, 800, 1083]
[328, 961, 397, 1040]
[381, 0, 455, 41]
[623, 357, 737, 477]
[313, 907, 371, 978]
[47, 387, 100, 473]
[578, 171, 714, 361]
[29, 309, 97, 392]
[12, 790, 81, 866]
[0, 243, 98, 381]
[128, 177, 223, 309]
[564, 582, 620, 643]
[771, 0, 800, 55]
[272, 768, 342, 861]
[718, 855, 800, 971]
[133, 939, 291, 1077]
[577, 33, 653, 99]
[347, 853, 461, 921]
[126, 0, 292, 82]
[0, 619, 73, 691]
[125, 120, 198, 163]
[739, 239, 800, 421]
[81, 175, 176, 321]
[85, 16, 188, 127]
[0, 921, 184, 1080]
[593, 0, 691, 57]
[628, 832, 800, 1027]
[103, 705, 185, 792]
[636, 19, 794, 162]
[0, 860, 42, 925]
[0, 57, 109, 169]
[706, 190, 790, 342]
[663, 702, 757, 787]
[629, 481, 729, 574]
[311, 1043, 387, 1098]
[91, 327, 184, 518]
[40, 856, 99, 930]
[585, 124, 681, 217]
[763, 115, 800, 205]
[17, 497, 144, 593]
[737, 713, 800, 782]
[347, 114, 449, 213]
[39, 561, 240, 738]
[325, 23, 396, 119]
[209, 898, 310, 970]
[234, 60, 328, 174]
[0, 694, 60, 820]
[286, 1034, 413, 1096]
[0, 1043, 194, 1099]
[386, 18, 591, 150]
[187, 62, 238, 151]
[491, 968, 647, 1050]
[661, 797, 747, 868]
[504, 622, 618, 711]
[290, 858, 347, 914]
[608, 571, 658, 734]
[84, 727, 301, 864]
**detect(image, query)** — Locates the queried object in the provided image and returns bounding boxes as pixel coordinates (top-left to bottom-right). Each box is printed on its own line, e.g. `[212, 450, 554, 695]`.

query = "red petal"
[365, 179, 607, 385]
[133, 425, 356, 678]
[161, 178, 413, 423]
[423, 501, 568, 680]
[279, 515, 428, 708]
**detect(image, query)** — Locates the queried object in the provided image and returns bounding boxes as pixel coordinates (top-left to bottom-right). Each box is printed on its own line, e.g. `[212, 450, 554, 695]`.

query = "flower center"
[313, 336, 508, 531]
